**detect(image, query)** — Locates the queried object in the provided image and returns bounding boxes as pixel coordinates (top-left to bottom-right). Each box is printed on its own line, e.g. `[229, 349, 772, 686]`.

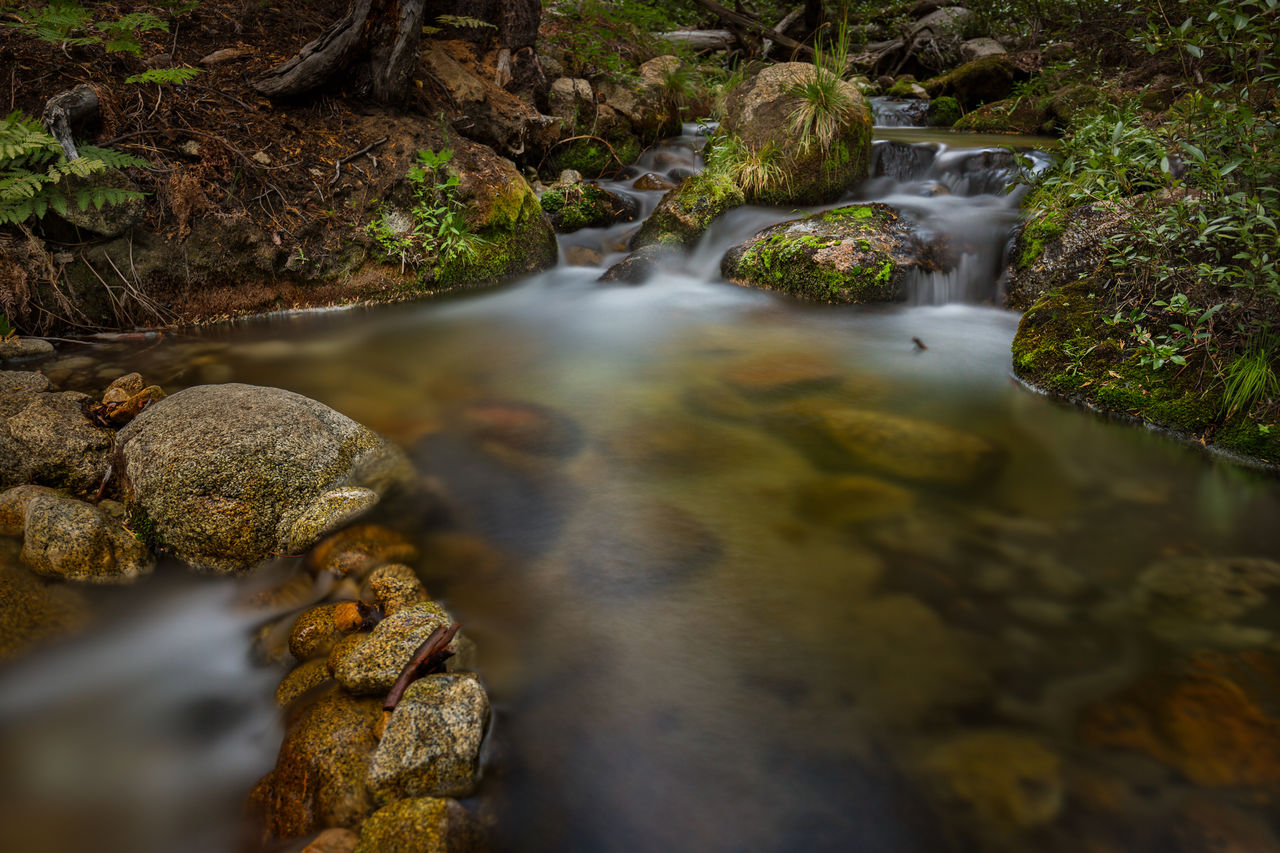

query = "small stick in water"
[912, 337, 928, 351]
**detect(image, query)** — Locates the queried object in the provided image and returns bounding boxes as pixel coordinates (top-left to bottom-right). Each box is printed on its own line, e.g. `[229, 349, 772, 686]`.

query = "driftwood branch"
[383, 621, 460, 713]
[252, 0, 373, 98]
[656, 29, 736, 52]
[42, 85, 99, 161]
[689, 0, 813, 58]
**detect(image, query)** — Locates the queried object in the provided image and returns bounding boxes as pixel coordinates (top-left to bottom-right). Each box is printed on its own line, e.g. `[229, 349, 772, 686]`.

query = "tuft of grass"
[1221, 333, 1279, 418]
[787, 22, 856, 154]
[703, 134, 789, 199]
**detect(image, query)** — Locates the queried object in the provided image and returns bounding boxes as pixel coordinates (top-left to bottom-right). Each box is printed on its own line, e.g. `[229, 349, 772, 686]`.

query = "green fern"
[4, 2, 96, 47]
[101, 11, 169, 55]
[0, 111, 149, 226]
[125, 67, 204, 85]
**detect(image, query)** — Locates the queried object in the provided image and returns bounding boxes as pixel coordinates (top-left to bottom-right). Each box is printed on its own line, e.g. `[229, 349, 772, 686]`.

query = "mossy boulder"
[538, 181, 638, 232]
[927, 95, 963, 127]
[630, 171, 745, 250]
[595, 55, 686, 140]
[954, 96, 1053, 134]
[923, 55, 1021, 110]
[720, 203, 950, 303]
[432, 139, 557, 289]
[720, 62, 873, 205]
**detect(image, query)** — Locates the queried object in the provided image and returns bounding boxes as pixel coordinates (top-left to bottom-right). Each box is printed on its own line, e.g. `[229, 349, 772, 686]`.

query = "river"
[2, 115, 1279, 853]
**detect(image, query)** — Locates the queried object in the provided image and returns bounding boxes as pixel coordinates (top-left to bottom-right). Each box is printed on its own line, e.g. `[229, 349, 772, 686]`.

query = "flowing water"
[2, 121, 1280, 853]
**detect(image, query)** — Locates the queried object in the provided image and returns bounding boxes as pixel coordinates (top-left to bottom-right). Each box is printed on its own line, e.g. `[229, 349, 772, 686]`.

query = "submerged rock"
[0, 485, 154, 583]
[0, 376, 113, 494]
[768, 402, 1001, 485]
[793, 474, 916, 527]
[1079, 650, 1280, 787]
[0, 338, 54, 362]
[720, 62, 873, 205]
[114, 384, 412, 573]
[539, 182, 637, 232]
[0, 555, 88, 660]
[331, 600, 455, 695]
[1135, 555, 1280, 647]
[718, 352, 842, 398]
[354, 797, 484, 853]
[369, 673, 491, 800]
[920, 731, 1063, 832]
[258, 691, 382, 840]
[720, 203, 951, 304]
[459, 399, 584, 458]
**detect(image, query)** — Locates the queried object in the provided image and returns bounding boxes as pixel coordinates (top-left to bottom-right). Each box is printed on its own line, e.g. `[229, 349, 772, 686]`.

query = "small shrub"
[366, 148, 485, 273]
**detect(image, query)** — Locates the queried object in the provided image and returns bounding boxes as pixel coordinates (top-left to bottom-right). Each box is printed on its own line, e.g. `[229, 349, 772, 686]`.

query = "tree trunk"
[252, 0, 425, 103]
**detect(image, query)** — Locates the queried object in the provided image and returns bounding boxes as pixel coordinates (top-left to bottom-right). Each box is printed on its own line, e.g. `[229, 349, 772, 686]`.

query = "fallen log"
[656, 29, 736, 52]
[689, 0, 814, 58]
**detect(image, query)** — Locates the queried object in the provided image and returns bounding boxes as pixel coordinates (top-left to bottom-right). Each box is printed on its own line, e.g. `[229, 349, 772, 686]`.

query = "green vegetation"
[1006, 0, 1280, 459]
[366, 148, 483, 274]
[786, 23, 857, 154]
[125, 67, 204, 86]
[701, 134, 787, 198]
[0, 111, 149, 225]
[3, 1, 196, 56]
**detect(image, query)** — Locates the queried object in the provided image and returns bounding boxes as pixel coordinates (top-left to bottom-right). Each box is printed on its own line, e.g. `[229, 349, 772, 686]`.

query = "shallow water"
[3, 125, 1280, 853]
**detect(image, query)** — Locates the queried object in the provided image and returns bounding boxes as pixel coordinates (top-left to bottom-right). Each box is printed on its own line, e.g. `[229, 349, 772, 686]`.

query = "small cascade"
[868, 97, 929, 127]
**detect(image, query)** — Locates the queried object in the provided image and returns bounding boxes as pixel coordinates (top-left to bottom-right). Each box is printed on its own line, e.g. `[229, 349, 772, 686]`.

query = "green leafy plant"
[99, 10, 168, 54]
[702, 134, 788, 198]
[0, 111, 150, 225]
[3, 1, 197, 56]
[1221, 332, 1279, 417]
[367, 148, 485, 274]
[125, 67, 204, 85]
[3, 1, 95, 49]
[787, 22, 856, 154]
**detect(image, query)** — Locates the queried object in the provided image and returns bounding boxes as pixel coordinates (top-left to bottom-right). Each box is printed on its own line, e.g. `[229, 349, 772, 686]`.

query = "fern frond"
[0, 112, 60, 166]
[76, 145, 153, 170]
[124, 67, 203, 85]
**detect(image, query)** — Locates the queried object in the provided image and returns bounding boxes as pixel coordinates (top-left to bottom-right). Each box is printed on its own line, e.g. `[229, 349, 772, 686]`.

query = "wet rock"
[460, 399, 584, 458]
[0, 557, 88, 660]
[1079, 650, 1280, 787]
[539, 182, 637, 232]
[276, 658, 332, 707]
[844, 595, 990, 724]
[720, 203, 952, 304]
[331, 601, 455, 695]
[793, 474, 916, 527]
[921, 731, 1063, 831]
[598, 244, 675, 285]
[115, 384, 412, 573]
[0, 485, 154, 583]
[768, 402, 1001, 485]
[369, 673, 490, 799]
[290, 603, 349, 662]
[0, 381, 113, 494]
[0, 338, 54, 362]
[563, 245, 603, 266]
[604, 415, 751, 474]
[720, 62, 873, 205]
[354, 797, 484, 853]
[367, 563, 429, 616]
[553, 498, 722, 593]
[1167, 798, 1280, 853]
[259, 691, 382, 840]
[923, 55, 1020, 110]
[306, 523, 419, 579]
[629, 174, 745, 250]
[719, 352, 842, 398]
[1134, 555, 1280, 647]
[632, 172, 677, 192]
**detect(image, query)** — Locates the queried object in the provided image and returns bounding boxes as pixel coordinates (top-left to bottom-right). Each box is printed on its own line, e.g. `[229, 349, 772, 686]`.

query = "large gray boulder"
[720, 62, 873, 205]
[114, 383, 412, 573]
[0, 371, 113, 494]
